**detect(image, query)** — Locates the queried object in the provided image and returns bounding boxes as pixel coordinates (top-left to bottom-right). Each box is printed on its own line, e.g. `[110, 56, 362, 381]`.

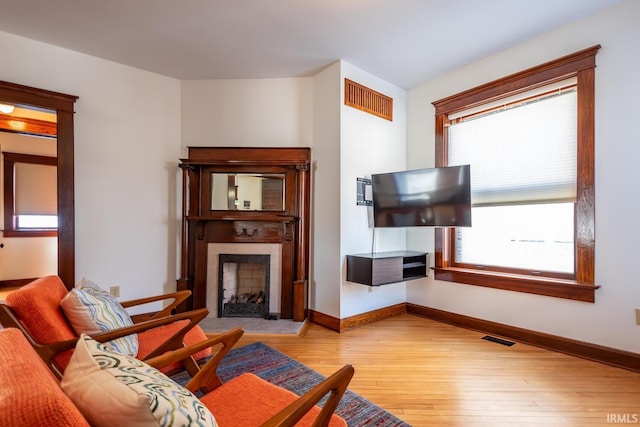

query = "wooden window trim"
[3, 152, 57, 237]
[431, 45, 600, 303]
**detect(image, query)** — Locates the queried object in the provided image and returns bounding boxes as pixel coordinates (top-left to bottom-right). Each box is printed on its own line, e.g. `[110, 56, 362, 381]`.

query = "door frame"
[0, 80, 78, 289]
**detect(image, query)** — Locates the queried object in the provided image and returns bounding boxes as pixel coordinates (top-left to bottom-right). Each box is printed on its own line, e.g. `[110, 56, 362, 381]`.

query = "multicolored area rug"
[172, 341, 411, 427]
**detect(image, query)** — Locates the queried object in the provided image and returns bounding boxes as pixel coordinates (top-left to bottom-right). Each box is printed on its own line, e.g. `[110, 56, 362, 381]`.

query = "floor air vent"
[482, 335, 515, 347]
[344, 78, 393, 121]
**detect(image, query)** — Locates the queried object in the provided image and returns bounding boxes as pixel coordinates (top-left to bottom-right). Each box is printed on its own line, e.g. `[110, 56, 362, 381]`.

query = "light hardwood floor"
[235, 314, 640, 427]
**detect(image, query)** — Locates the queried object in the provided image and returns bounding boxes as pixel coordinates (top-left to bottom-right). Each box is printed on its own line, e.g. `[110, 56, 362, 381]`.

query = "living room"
[0, 0, 639, 424]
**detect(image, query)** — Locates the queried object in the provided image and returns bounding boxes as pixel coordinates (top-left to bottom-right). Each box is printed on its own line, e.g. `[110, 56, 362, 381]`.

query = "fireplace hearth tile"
[199, 317, 306, 335]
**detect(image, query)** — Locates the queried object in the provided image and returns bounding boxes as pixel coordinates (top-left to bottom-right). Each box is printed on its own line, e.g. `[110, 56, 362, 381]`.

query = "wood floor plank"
[235, 314, 640, 426]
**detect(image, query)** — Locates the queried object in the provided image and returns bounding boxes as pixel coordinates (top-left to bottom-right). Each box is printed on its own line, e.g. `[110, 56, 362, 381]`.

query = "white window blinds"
[15, 162, 57, 215]
[448, 89, 577, 207]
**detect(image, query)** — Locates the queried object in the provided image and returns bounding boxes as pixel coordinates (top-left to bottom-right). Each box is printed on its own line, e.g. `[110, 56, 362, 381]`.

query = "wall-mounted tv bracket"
[356, 177, 372, 206]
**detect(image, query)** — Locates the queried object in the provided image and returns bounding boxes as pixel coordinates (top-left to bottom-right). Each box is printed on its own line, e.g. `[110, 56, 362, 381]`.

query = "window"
[2, 152, 57, 237]
[431, 46, 599, 302]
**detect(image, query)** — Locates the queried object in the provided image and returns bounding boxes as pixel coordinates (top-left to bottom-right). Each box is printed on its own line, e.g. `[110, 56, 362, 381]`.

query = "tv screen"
[372, 165, 471, 227]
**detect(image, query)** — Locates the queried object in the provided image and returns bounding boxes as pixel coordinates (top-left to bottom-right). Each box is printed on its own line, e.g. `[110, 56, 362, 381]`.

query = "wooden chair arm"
[260, 364, 355, 427]
[92, 308, 209, 358]
[120, 290, 192, 320]
[145, 327, 244, 391]
[0, 303, 209, 379]
[74, 308, 208, 377]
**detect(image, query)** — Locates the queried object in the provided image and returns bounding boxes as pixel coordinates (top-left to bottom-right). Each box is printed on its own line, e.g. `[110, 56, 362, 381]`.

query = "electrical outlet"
[109, 286, 120, 298]
[636, 308, 640, 325]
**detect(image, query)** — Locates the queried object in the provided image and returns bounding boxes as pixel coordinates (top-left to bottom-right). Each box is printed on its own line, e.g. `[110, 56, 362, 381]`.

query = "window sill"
[2, 229, 57, 238]
[433, 267, 598, 302]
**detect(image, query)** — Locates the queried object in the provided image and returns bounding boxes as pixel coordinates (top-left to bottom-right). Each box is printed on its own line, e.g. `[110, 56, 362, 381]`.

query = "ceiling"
[0, 0, 622, 89]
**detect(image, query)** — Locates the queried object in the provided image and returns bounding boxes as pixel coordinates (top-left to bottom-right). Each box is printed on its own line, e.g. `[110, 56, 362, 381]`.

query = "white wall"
[310, 62, 342, 317]
[406, 0, 640, 353]
[0, 30, 182, 302]
[0, 133, 57, 280]
[181, 78, 313, 150]
[339, 62, 408, 318]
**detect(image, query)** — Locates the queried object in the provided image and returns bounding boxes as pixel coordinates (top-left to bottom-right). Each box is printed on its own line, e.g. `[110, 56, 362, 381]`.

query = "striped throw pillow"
[60, 278, 138, 356]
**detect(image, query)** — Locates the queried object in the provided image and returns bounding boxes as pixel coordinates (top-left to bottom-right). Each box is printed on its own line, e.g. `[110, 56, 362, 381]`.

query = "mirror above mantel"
[211, 173, 285, 211]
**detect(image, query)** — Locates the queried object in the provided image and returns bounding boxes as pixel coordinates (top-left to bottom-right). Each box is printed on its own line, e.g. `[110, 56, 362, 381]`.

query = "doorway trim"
[0, 81, 78, 289]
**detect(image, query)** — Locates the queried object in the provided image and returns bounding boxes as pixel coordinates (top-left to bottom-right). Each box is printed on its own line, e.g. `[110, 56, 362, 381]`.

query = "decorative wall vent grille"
[344, 79, 393, 121]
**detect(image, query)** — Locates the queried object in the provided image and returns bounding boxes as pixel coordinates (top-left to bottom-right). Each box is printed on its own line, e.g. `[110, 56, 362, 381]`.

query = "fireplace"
[207, 243, 282, 318]
[178, 147, 311, 320]
[218, 254, 270, 318]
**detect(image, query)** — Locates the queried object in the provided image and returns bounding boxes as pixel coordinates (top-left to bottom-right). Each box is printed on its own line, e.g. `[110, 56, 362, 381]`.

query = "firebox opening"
[218, 254, 270, 318]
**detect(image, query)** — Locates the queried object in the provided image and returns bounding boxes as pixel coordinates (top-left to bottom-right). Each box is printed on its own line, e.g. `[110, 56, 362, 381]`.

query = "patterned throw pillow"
[60, 278, 138, 356]
[61, 334, 217, 427]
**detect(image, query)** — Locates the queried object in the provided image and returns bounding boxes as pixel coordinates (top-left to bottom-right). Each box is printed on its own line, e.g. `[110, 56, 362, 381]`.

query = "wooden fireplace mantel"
[177, 147, 311, 321]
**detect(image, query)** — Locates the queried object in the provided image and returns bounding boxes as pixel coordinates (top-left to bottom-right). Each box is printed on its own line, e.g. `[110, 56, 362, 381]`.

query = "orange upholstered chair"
[0, 275, 211, 378]
[0, 328, 89, 427]
[0, 327, 352, 427]
[143, 327, 354, 427]
[199, 369, 352, 426]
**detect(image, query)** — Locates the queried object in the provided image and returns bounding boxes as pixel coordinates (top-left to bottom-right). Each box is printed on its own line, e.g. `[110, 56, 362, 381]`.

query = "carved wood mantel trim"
[178, 147, 311, 320]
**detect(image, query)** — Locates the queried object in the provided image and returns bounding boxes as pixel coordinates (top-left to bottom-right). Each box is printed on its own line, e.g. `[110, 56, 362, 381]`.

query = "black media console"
[346, 251, 428, 286]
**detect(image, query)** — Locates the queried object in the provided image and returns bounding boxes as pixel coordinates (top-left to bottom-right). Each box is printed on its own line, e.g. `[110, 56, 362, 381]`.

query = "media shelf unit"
[346, 251, 428, 286]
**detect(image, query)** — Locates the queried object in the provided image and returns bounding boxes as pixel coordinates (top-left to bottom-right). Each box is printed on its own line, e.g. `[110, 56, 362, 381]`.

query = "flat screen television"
[371, 165, 471, 227]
